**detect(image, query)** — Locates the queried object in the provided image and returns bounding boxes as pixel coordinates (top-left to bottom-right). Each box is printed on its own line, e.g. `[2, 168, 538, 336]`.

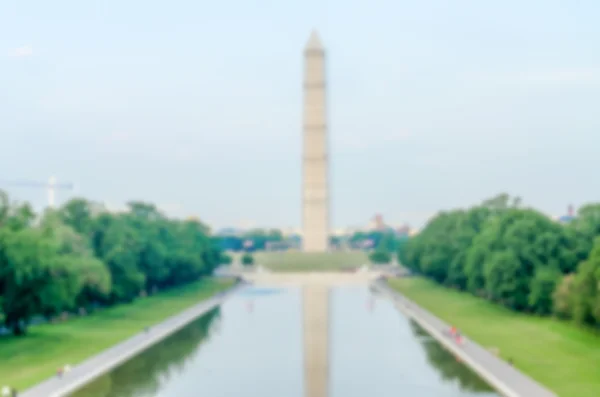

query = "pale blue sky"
[1, 0, 599, 230]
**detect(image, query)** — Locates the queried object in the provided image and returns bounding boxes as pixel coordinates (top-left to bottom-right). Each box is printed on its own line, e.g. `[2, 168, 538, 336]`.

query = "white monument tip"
[305, 30, 324, 51]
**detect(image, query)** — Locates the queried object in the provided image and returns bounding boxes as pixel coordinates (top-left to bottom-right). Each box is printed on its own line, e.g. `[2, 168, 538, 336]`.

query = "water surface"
[70, 286, 499, 397]
[330, 287, 498, 397]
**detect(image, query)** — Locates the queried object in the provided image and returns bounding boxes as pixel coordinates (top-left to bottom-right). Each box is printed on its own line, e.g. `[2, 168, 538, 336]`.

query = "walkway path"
[374, 280, 558, 397]
[20, 282, 246, 397]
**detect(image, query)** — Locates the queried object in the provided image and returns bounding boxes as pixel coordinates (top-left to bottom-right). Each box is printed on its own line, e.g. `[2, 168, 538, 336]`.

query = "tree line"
[216, 229, 285, 251]
[345, 229, 408, 264]
[399, 193, 600, 327]
[0, 192, 222, 335]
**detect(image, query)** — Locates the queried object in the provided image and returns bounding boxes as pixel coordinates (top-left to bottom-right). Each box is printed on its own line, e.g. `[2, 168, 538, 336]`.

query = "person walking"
[454, 329, 465, 345]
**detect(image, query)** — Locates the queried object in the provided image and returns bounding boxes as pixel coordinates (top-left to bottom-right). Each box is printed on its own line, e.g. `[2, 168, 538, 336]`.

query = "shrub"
[241, 253, 254, 266]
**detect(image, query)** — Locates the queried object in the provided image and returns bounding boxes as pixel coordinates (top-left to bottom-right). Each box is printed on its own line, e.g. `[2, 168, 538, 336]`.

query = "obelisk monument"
[302, 30, 330, 252]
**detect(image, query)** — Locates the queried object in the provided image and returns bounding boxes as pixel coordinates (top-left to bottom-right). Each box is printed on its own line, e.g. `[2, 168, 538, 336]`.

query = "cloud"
[8, 45, 33, 58]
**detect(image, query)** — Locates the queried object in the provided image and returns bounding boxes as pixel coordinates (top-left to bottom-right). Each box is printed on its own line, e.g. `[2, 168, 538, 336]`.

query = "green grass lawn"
[0, 278, 235, 391]
[388, 277, 600, 397]
[252, 250, 369, 272]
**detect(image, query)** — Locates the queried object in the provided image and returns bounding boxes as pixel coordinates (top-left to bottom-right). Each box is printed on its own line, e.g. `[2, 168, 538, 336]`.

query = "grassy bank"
[0, 278, 235, 390]
[388, 278, 600, 397]
[253, 251, 369, 271]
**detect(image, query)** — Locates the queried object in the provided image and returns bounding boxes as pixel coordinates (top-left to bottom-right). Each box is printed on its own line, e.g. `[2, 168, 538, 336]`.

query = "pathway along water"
[68, 286, 500, 397]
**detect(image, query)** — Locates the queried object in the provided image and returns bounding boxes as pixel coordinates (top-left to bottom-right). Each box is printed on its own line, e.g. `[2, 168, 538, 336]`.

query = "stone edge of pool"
[20, 280, 247, 397]
[373, 280, 558, 397]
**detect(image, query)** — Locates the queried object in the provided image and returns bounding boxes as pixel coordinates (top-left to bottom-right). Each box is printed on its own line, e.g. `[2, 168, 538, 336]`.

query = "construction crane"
[0, 176, 75, 209]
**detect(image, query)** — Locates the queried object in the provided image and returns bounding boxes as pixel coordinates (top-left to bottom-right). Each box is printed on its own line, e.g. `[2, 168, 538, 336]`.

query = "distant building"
[557, 205, 576, 224]
[366, 214, 388, 232]
[374, 214, 385, 230]
[395, 225, 411, 238]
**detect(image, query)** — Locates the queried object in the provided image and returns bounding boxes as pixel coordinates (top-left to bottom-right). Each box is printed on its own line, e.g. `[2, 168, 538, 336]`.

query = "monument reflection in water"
[68, 287, 498, 397]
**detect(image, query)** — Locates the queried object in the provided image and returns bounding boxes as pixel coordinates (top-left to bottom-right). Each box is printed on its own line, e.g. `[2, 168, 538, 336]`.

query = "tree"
[0, 228, 83, 334]
[3, 201, 36, 232]
[220, 253, 233, 265]
[481, 192, 512, 213]
[529, 266, 561, 315]
[407, 211, 462, 283]
[463, 208, 580, 311]
[567, 203, 600, 264]
[446, 207, 491, 290]
[553, 274, 576, 319]
[375, 231, 397, 253]
[571, 204, 600, 241]
[39, 209, 111, 309]
[59, 198, 98, 237]
[241, 253, 254, 266]
[0, 192, 223, 336]
[396, 237, 410, 265]
[483, 250, 529, 310]
[402, 208, 490, 285]
[570, 237, 600, 325]
[464, 242, 488, 295]
[400, 193, 589, 317]
[0, 189, 9, 227]
[92, 216, 146, 302]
